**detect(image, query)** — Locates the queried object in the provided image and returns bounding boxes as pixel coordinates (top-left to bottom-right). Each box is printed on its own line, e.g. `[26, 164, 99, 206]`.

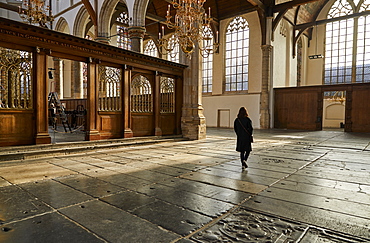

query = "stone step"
[0, 135, 185, 162]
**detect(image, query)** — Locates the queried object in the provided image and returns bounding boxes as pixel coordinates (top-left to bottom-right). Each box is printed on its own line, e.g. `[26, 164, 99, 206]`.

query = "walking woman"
[234, 107, 253, 169]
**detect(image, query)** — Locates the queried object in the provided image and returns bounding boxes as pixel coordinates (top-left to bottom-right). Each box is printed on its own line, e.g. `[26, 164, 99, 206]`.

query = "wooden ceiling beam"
[273, 0, 320, 13]
[247, 0, 265, 10]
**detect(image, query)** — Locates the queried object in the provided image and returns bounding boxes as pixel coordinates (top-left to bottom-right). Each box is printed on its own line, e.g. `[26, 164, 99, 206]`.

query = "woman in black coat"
[234, 107, 253, 169]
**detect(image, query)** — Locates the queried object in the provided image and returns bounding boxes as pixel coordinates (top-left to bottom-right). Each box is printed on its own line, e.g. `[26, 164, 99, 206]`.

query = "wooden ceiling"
[143, 0, 326, 39]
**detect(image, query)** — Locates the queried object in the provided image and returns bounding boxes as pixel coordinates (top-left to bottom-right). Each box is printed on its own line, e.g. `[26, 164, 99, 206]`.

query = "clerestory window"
[324, 0, 370, 84]
[225, 16, 249, 92]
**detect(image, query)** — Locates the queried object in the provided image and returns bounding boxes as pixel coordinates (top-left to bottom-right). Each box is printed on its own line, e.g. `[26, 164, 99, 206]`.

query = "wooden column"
[85, 59, 101, 140]
[123, 65, 133, 138]
[175, 76, 183, 135]
[34, 48, 51, 144]
[153, 72, 162, 136]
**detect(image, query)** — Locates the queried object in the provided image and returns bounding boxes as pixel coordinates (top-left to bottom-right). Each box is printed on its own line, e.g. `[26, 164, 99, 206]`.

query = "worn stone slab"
[157, 177, 253, 205]
[59, 200, 180, 242]
[0, 212, 103, 243]
[0, 162, 76, 184]
[0, 185, 51, 223]
[19, 180, 93, 209]
[242, 196, 370, 239]
[148, 165, 193, 177]
[258, 187, 370, 219]
[198, 166, 278, 186]
[55, 174, 124, 198]
[100, 190, 157, 212]
[136, 183, 234, 217]
[98, 173, 153, 190]
[131, 200, 212, 236]
[0, 178, 11, 187]
[272, 180, 370, 205]
[284, 174, 367, 192]
[294, 166, 370, 185]
[180, 172, 267, 194]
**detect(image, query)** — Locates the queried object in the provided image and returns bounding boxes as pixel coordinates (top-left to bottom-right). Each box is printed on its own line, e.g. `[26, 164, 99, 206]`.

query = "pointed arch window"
[160, 77, 175, 113]
[225, 16, 249, 92]
[202, 26, 213, 93]
[131, 75, 152, 112]
[144, 39, 158, 57]
[325, 0, 370, 84]
[116, 12, 131, 50]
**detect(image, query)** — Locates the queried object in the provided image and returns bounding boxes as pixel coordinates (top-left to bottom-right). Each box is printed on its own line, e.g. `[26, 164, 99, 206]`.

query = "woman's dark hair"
[237, 107, 249, 119]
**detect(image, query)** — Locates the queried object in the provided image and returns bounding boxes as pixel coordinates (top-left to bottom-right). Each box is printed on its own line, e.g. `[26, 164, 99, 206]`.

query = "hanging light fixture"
[18, 0, 54, 28]
[158, 0, 219, 58]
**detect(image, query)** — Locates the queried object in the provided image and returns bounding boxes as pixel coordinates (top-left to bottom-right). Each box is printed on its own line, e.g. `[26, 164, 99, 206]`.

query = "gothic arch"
[54, 17, 70, 34]
[73, 6, 90, 37]
[98, 0, 126, 39]
[132, 0, 150, 27]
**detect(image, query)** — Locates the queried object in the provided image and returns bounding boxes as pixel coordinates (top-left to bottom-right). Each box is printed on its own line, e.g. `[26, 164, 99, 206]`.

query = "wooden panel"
[98, 113, 123, 139]
[160, 114, 176, 135]
[274, 87, 321, 130]
[351, 85, 370, 132]
[131, 114, 154, 137]
[0, 110, 34, 146]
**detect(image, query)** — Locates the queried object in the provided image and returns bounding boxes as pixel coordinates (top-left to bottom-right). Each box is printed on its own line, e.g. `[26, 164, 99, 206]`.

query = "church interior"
[0, 0, 369, 242]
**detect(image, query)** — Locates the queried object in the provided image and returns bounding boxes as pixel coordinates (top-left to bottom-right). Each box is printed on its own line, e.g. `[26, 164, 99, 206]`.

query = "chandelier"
[18, 0, 54, 27]
[158, 0, 219, 58]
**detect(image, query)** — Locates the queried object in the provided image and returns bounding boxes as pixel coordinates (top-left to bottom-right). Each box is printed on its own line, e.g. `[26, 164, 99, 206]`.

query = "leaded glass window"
[117, 12, 131, 50]
[131, 75, 152, 112]
[202, 26, 213, 93]
[167, 35, 180, 63]
[144, 39, 158, 57]
[160, 77, 175, 113]
[225, 16, 249, 92]
[325, 0, 370, 84]
[0, 47, 32, 109]
[98, 66, 121, 111]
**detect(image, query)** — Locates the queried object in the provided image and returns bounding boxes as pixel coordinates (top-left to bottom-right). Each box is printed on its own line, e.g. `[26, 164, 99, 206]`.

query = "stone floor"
[0, 128, 369, 242]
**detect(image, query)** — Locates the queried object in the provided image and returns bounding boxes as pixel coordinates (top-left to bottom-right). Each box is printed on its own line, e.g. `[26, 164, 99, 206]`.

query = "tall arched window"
[117, 12, 131, 50]
[202, 26, 213, 93]
[225, 16, 249, 92]
[325, 0, 370, 84]
[144, 39, 158, 57]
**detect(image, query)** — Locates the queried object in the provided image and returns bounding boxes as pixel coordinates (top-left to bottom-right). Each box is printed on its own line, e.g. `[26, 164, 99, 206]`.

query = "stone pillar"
[53, 58, 63, 99]
[95, 36, 110, 45]
[181, 47, 206, 140]
[128, 26, 146, 53]
[71, 61, 83, 99]
[260, 45, 273, 129]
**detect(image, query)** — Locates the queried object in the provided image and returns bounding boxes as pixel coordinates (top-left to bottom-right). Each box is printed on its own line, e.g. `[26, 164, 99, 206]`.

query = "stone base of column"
[35, 133, 51, 145]
[85, 130, 101, 141]
[154, 127, 162, 136]
[181, 107, 206, 140]
[260, 109, 270, 129]
[124, 128, 134, 138]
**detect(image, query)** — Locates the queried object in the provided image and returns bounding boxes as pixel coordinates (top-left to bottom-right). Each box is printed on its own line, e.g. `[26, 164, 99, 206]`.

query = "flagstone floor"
[0, 128, 369, 242]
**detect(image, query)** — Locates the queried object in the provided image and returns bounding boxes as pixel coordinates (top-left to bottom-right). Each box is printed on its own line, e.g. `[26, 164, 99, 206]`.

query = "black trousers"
[240, 150, 250, 163]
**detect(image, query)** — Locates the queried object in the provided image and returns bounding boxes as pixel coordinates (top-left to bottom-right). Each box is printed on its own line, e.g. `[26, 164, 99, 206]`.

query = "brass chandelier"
[158, 0, 219, 58]
[18, 0, 54, 27]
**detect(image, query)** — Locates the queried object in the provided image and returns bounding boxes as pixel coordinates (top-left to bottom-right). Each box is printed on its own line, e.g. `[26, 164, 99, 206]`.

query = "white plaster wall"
[273, 21, 287, 88]
[203, 94, 260, 128]
[322, 100, 345, 128]
[203, 11, 262, 129]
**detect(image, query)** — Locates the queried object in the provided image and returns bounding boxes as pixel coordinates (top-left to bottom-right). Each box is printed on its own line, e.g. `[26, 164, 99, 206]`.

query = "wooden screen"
[274, 86, 322, 130]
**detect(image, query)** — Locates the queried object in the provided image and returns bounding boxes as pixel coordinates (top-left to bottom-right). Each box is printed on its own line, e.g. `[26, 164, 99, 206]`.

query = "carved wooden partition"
[274, 83, 370, 132]
[0, 17, 185, 146]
